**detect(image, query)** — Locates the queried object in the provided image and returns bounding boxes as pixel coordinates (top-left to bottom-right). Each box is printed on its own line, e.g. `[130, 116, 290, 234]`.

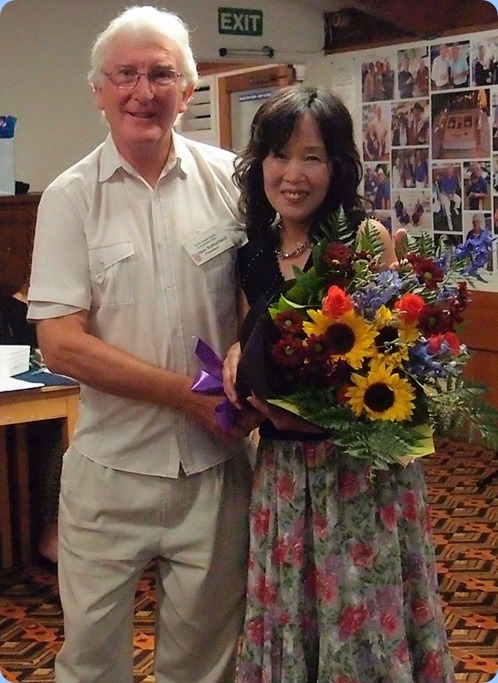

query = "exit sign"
[218, 7, 263, 36]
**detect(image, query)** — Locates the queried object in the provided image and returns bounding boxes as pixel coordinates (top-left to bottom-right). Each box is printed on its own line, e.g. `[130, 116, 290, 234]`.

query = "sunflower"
[303, 309, 376, 370]
[372, 305, 419, 366]
[345, 359, 416, 421]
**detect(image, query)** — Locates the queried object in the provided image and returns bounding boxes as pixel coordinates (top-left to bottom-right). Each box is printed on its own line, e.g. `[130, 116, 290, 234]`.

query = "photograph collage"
[359, 33, 498, 277]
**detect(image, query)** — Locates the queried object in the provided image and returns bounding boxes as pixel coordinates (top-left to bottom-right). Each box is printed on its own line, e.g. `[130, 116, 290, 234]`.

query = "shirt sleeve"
[28, 181, 92, 319]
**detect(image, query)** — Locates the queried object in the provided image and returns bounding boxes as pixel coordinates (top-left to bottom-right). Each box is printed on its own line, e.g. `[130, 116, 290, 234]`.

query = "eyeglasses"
[102, 66, 182, 89]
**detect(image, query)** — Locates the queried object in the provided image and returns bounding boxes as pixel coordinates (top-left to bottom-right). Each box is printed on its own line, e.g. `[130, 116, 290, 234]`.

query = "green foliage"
[282, 387, 422, 469]
[316, 205, 356, 245]
[354, 219, 384, 258]
[427, 377, 498, 449]
[415, 232, 436, 259]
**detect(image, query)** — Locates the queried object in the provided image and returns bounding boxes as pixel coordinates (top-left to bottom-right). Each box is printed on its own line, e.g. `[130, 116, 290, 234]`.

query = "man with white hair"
[28, 6, 258, 683]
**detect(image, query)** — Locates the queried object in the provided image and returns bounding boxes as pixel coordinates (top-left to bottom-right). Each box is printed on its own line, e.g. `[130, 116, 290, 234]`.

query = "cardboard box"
[0, 137, 15, 196]
[0, 345, 30, 377]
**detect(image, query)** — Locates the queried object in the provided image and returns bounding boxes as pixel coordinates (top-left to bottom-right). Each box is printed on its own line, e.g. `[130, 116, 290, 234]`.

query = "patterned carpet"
[0, 439, 497, 683]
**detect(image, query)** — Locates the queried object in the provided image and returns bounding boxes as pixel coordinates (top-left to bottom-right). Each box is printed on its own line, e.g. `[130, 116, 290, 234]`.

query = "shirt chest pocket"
[89, 242, 135, 306]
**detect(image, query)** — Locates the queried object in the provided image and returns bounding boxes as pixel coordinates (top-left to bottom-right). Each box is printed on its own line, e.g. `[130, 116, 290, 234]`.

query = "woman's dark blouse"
[238, 234, 285, 308]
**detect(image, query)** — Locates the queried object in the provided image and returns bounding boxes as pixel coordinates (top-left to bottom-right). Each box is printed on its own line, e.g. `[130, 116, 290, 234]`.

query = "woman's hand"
[222, 341, 263, 434]
[222, 342, 243, 408]
[392, 227, 409, 266]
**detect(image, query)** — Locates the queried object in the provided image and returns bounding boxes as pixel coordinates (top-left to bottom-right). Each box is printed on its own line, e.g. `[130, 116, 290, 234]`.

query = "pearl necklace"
[274, 222, 312, 260]
[275, 237, 312, 260]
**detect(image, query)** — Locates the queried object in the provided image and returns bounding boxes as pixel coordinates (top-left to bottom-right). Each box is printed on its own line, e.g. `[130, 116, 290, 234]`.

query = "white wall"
[0, 0, 324, 191]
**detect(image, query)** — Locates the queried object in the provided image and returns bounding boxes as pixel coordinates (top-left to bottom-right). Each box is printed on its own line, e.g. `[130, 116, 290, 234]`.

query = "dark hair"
[233, 85, 364, 239]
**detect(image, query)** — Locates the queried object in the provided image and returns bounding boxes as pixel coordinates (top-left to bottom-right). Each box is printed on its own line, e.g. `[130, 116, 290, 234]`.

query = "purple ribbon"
[191, 338, 237, 432]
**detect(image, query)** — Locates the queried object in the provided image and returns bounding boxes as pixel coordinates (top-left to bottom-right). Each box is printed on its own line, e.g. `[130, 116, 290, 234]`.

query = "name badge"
[184, 227, 234, 265]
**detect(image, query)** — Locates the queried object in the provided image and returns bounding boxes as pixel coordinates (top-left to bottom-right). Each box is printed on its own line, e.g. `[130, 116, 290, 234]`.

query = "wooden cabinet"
[0, 193, 41, 296]
[460, 290, 498, 409]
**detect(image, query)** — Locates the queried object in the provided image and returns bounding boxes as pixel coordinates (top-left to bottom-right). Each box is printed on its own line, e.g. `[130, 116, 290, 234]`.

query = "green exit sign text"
[218, 7, 263, 36]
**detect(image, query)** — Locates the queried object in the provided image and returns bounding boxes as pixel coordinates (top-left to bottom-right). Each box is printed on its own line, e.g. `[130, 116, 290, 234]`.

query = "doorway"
[216, 65, 297, 151]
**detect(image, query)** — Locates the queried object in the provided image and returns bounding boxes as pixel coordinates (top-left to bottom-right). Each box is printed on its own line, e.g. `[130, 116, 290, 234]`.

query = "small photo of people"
[392, 148, 429, 189]
[463, 160, 491, 211]
[471, 37, 498, 86]
[391, 100, 430, 147]
[432, 163, 463, 233]
[396, 47, 429, 99]
[493, 155, 498, 193]
[492, 91, 498, 152]
[363, 164, 391, 211]
[464, 212, 494, 271]
[362, 103, 391, 162]
[432, 89, 491, 160]
[430, 42, 470, 91]
[393, 190, 432, 231]
[373, 210, 392, 235]
[361, 54, 396, 102]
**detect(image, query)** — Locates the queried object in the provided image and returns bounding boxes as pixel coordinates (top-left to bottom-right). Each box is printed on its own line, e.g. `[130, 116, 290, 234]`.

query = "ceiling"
[300, 0, 498, 48]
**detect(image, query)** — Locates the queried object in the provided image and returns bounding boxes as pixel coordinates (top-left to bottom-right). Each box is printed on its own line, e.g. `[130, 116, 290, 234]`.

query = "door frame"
[216, 65, 296, 150]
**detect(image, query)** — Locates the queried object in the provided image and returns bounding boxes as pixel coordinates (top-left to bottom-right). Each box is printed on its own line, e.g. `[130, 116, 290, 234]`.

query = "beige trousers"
[55, 446, 252, 683]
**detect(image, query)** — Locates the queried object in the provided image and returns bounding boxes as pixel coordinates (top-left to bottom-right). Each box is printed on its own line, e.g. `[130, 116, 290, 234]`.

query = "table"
[0, 384, 79, 568]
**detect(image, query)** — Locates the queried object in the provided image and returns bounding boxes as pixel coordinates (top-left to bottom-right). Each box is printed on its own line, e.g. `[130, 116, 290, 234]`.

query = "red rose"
[411, 598, 433, 625]
[422, 651, 443, 680]
[338, 472, 361, 500]
[380, 504, 397, 532]
[380, 610, 400, 636]
[252, 506, 271, 537]
[247, 618, 265, 646]
[394, 292, 425, 323]
[350, 542, 374, 568]
[276, 473, 295, 502]
[395, 641, 410, 663]
[427, 331, 460, 357]
[316, 568, 337, 603]
[322, 285, 354, 318]
[252, 575, 277, 606]
[290, 538, 304, 565]
[272, 538, 288, 567]
[339, 604, 370, 638]
[313, 512, 328, 540]
[401, 491, 419, 523]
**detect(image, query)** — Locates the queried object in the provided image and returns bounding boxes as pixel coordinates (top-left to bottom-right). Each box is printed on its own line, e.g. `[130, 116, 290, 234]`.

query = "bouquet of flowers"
[237, 207, 498, 469]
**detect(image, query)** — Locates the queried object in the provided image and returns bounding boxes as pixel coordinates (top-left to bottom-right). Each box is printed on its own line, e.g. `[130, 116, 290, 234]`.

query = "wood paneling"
[350, 0, 497, 39]
[460, 290, 498, 407]
[0, 194, 41, 296]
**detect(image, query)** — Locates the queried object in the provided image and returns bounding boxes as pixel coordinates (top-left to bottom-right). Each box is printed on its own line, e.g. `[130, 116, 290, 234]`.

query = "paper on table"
[0, 377, 44, 393]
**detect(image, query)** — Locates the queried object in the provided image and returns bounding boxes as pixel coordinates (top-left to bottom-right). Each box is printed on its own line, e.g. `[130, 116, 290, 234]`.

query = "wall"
[0, 0, 324, 191]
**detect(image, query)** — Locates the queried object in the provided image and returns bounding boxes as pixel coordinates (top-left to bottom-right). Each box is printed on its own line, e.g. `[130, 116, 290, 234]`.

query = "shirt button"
[95, 270, 105, 284]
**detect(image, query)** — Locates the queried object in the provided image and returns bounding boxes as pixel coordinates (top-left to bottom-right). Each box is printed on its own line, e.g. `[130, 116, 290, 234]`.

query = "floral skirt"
[237, 439, 455, 683]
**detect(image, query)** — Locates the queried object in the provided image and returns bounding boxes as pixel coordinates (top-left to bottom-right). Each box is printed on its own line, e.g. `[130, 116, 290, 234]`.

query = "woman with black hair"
[223, 85, 455, 683]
